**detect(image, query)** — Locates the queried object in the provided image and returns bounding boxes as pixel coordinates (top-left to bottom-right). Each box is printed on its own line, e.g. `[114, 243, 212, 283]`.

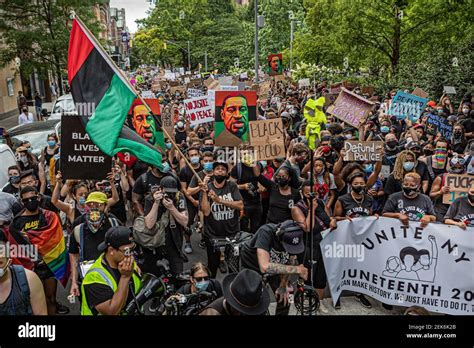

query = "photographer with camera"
[81, 226, 141, 315]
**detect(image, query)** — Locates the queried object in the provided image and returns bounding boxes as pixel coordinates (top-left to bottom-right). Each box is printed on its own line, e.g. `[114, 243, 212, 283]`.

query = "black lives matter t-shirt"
[383, 192, 435, 222]
[444, 196, 474, 226]
[338, 193, 373, 218]
[240, 223, 290, 274]
[203, 181, 242, 238]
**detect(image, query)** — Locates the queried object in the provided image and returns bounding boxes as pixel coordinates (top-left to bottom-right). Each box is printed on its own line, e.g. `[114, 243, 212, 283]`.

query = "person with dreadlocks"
[384, 150, 417, 198]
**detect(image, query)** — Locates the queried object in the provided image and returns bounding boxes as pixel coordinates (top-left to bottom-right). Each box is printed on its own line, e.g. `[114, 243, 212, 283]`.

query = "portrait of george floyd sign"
[442, 174, 474, 204]
[249, 118, 286, 160]
[60, 115, 112, 180]
[184, 95, 213, 127]
[388, 90, 428, 120]
[344, 141, 384, 161]
[321, 217, 474, 315]
[327, 88, 374, 128]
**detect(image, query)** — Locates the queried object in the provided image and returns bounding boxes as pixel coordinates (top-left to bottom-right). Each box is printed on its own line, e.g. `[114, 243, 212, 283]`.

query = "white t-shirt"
[18, 112, 34, 125]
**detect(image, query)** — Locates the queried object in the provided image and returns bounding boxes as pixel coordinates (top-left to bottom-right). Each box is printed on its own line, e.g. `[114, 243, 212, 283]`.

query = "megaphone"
[125, 273, 165, 315]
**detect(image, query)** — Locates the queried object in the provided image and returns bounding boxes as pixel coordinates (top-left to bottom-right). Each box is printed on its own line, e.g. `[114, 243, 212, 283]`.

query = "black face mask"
[202, 146, 214, 153]
[23, 197, 40, 212]
[423, 149, 434, 156]
[351, 185, 365, 194]
[386, 140, 397, 149]
[214, 175, 226, 184]
[402, 186, 418, 197]
[276, 177, 289, 187]
[468, 194, 474, 204]
[9, 175, 20, 184]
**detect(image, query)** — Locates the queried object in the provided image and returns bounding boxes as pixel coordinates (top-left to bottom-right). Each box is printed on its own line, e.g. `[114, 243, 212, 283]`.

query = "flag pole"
[72, 13, 202, 183]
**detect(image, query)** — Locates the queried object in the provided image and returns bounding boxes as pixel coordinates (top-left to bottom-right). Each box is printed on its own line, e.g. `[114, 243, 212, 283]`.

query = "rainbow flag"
[24, 210, 70, 287]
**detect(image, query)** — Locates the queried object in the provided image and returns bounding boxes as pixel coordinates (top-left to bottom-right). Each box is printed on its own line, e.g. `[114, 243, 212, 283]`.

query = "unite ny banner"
[321, 217, 474, 315]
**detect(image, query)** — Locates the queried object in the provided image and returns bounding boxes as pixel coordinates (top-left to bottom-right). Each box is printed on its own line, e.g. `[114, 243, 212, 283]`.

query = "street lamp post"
[187, 40, 191, 72]
[254, 0, 259, 83]
[290, 20, 294, 75]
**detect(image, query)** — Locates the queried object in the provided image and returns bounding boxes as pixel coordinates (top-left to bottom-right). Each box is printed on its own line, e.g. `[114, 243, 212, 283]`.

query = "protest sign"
[218, 76, 233, 86]
[214, 91, 257, 146]
[381, 165, 391, 179]
[187, 88, 204, 98]
[322, 217, 474, 315]
[141, 90, 154, 99]
[412, 87, 429, 99]
[184, 96, 213, 127]
[207, 89, 216, 112]
[388, 91, 428, 120]
[258, 81, 271, 98]
[298, 78, 310, 88]
[184, 77, 190, 84]
[237, 82, 247, 91]
[444, 86, 456, 95]
[442, 174, 474, 204]
[343, 141, 384, 161]
[426, 114, 453, 139]
[161, 106, 173, 139]
[164, 71, 176, 80]
[361, 86, 374, 97]
[327, 88, 374, 128]
[170, 86, 186, 94]
[204, 77, 215, 88]
[240, 72, 248, 79]
[60, 115, 112, 180]
[220, 85, 239, 91]
[330, 81, 348, 94]
[267, 53, 283, 76]
[249, 118, 285, 160]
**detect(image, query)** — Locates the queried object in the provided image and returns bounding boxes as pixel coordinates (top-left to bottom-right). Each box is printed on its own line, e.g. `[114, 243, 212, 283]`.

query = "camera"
[247, 183, 258, 197]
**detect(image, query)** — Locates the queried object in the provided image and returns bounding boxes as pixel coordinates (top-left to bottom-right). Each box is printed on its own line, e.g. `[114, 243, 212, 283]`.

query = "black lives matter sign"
[60, 115, 112, 180]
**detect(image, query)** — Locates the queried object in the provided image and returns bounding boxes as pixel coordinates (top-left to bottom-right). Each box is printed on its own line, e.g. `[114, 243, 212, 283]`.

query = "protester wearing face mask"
[179, 147, 203, 253]
[276, 143, 309, 187]
[451, 124, 467, 154]
[175, 119, 187, 148]
[201, 137, 215, 153]
[444, 183, 474, 229]
[9, 186, 69, 315]
[52, 175, 89, 226]
[0, 238, 47, 315]
[18, 170, 58, 213]
[40, 133, 59, 174]
[418, 142, 435, 161]
[383, 133, 403, 170]
[18, 106, 34, 125]
[384, 150, 419, 197]
[2, 165, 21, 197]
[334, 172, 374, 221]
[406, 142, 430, 193]
[383, 172, 436, 227]
[177, 262, 223, 301]
[429, 155, 468, 222]
[424, 138, 449, 184]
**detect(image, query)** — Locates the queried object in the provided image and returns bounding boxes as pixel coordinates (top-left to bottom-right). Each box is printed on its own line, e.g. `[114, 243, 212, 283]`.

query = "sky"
[110, 0, 152, 33]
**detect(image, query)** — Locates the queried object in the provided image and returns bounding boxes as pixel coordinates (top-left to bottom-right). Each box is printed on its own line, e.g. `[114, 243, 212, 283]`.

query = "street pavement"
[1, 102, 53, 130]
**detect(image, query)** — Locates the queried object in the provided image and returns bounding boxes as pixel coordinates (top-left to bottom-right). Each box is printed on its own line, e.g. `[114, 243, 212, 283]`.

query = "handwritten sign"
[388, 91, 428, 120]
[184, 96, 213, 126]
[141, 90, 154, 99]
[443, 174, 474, 204]
[249, 118, 285, 160]
[443, 86, 456, 95]
[343, 141, 384, 161]
[170, 86, 186, 94]
[412, 87, 429, 99]
[298, 78, 310, 88]
[187, 88, 204, 98]
[327, 88, 374, 128]
[426, 114, 453, 139]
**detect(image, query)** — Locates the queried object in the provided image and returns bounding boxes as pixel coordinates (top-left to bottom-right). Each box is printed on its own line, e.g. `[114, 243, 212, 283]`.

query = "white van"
[0, 144, 17, 189]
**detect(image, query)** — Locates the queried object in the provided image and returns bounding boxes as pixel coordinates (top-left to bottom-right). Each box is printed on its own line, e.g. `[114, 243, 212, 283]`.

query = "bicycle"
[162, 291, 218, 315]
[210, 231, 253, 274]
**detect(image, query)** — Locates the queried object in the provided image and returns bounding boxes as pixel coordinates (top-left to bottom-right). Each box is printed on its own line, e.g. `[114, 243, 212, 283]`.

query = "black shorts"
[34, 263, 55, 280]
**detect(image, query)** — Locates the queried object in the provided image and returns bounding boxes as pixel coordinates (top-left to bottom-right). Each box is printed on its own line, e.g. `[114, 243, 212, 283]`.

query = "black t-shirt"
[2, 183, 19, 197]
[383, 192, 435, 222]
[258, 175, 300, 224]
[179, 165, 202, 188]
[383, 145, 404, 170]
[83, 256, 139, 315]
[240, 223, 289, 274]
[444, 197, 474, 226]
[69, 214, 116, 261]
[230, 163, 261, 204]
[293, 198, 330, 253]
[132, 171, 163, 198]
[10, 213, 46, 234]
[338, 193, 373, 218]
[175, 130, 187, 146]
[415, 161, 430, 183]
[203, 181, 242, 238]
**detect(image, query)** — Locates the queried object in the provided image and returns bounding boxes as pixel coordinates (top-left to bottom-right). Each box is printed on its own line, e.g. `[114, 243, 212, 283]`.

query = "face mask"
[363, 164, 373, 173]
[202, 146, 214, 153]
[423, 149, 433, 156]
[403, 162, 415, 171]
[160, 162, 170, 173]
[9, 175, 20, 184]
[198, 132, 206, 139]
[24, 197, 40, 212]
[351, 185, 365, 194]
[344, 134, 353, 140]
[276, 177, 289, 187]
[380, 126, 390, 134]
[47, 140, 56, 147]
[203, 162, 213, 172]
[195, 280, 209, 292]
[86, 209, 104, 233]
[386, 140, 397, 149]
[402, 186, 417, 197]
[454, 131, 462, 138]
[260, 160, 267, 168]
[462, 108, 470, 115]
[177, 121, 184, 129]
[214, 175, 226, 184]
[190, 156, 200, 165]
[468, 194, 474, 204]
[20, 155, 28, 165]
[78, 197, 86, 206]
[165, 143, 172, 149]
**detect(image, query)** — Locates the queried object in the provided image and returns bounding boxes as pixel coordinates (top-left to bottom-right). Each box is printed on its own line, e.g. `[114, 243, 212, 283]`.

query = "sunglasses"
[451, 157, 466, 165]
[194, 276, 210, 282]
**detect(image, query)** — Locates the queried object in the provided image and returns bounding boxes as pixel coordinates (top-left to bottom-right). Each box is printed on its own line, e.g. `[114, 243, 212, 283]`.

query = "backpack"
[132, 211, 171, 250]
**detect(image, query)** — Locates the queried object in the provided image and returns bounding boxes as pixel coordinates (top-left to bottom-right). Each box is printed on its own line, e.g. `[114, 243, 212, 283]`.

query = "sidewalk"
[0, 102, 53, 130]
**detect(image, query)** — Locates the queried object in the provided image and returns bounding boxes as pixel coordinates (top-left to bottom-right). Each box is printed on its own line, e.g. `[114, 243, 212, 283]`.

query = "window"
[6, 77, 14, 96]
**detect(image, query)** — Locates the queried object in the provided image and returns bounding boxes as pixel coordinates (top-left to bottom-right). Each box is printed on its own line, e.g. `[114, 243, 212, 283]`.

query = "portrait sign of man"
[267, 54, 283, 76]
[131, 104, 157, 145]
[214, 91, 257, 146]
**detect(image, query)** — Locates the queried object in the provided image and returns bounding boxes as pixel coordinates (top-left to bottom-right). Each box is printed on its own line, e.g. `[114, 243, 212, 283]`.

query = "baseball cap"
[427, 101, 437, 108]
[213, 161, 229, 171]
[85, 191, 108, 204]
[278, 220, 304, 254]
[97, 226, 134, 252]
[160, 176, 179, 193]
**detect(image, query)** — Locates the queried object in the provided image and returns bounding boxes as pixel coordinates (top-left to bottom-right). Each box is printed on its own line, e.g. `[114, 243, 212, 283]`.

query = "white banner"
[187, 88, 204, 98]
[184, 96, 213, 126]
[207, 89, 216, 113]
[321, 217, 474, 315]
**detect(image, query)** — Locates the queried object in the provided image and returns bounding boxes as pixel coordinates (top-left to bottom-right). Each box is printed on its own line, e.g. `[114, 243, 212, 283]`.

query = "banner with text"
[187, 88, 204, 98]
[426, 113, 453, 139]
[344, 141, 384, 161]
[184, 96, 213, 127]
[388, 91, 428, 121]
[327, 88, 374, 128]
[321, 217, 474, 315]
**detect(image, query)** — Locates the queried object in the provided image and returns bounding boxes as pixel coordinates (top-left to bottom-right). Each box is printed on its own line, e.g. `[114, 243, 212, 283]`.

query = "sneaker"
[219, 260, 228, 274]
[356, 294, 372, 309]
[198, 240, 206, 249]
[56, 302, 70, 315]
[184, 243, 193, 254]
[382, 303, 393, 310]
[318, 301, 329, 314]
[334, 299, 341, 309]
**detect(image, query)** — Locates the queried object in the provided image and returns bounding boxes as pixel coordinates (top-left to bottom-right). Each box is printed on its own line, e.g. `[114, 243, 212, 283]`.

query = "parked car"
[48, 94, 76, 120]
[5, 119, 61, 158]
[0, 144, 17, 189]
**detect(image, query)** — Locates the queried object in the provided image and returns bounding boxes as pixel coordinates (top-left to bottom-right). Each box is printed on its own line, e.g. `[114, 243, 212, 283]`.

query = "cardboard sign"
[343, 141, 384, 161]
[327, 88, 374, 128]
[141, 90, 154, 99]
[388, 91, 428, 120]
[412, 87, 429, 99]
[187, 88, 204, 98]
[258, 81, 271, 98]
[443, 174, 474, 204]
[298, 78, 310, 88]
[184, 96, 213, 126]
[426, 114, 453, 139]
[444, 86, 456, 95]
[204, 77, 216, 88]
[267, 53, 283, 76]
[240, 72, 248, 79]
[218, 76, 233, 86]
[170, 86, 186, 94]
[60, 115, 112, 180]
[161, 106, 173, 139]
[249, 118, 285, 160]
[330, 81, 348, 94]
[361, 86, 374, 97]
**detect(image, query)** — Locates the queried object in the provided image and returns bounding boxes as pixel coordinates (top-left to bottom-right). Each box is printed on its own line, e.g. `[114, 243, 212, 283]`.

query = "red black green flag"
[68, 18, 163, 169]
